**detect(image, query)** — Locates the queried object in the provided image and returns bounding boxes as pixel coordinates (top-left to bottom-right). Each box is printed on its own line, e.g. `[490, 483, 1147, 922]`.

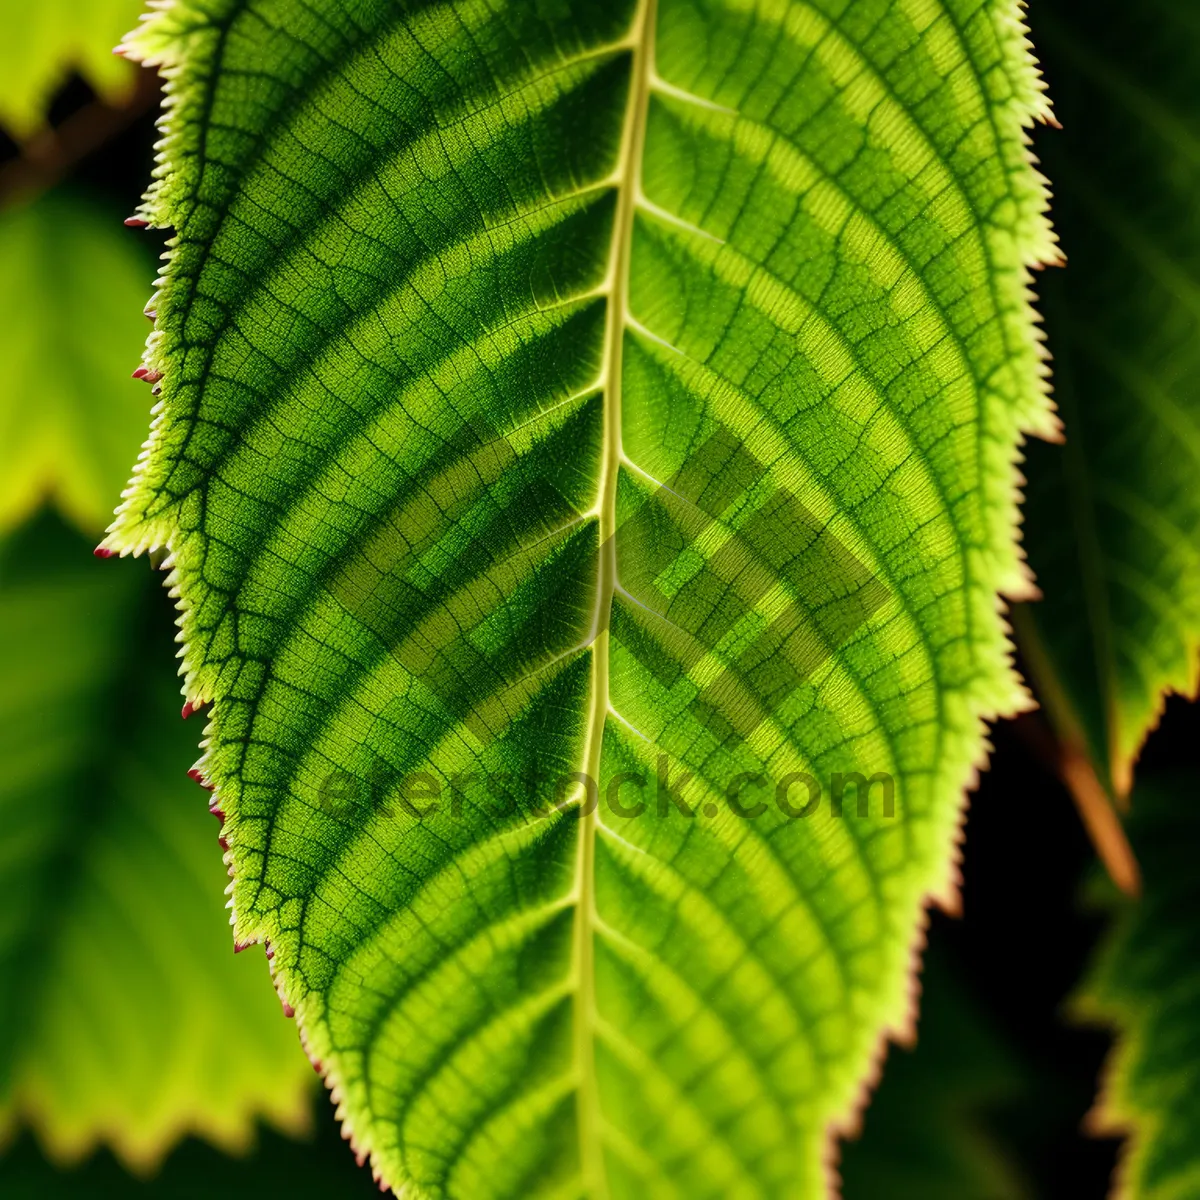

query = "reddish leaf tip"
[132, 366, 149, 380]
[187, 766, 216, 793]
[93, 546, 114, 559]
[123, 215, 147, 226]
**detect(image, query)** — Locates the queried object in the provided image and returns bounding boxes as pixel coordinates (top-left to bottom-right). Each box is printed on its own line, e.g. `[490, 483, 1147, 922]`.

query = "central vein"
[574, 0, 656, 1193]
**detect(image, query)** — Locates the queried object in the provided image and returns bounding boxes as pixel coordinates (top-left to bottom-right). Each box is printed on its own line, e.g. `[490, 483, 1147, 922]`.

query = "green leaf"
[1, 1095, 380, 1199]
[1017, 0, 1200, 799]
[840, 952, 1030, 1200]
[108, 1, 1056, 1194]
[1072, 773, 1200, 1200]
[0, 197, 154, 537]
[0, 0, 144, 137]
[0, 511, 314, 1170]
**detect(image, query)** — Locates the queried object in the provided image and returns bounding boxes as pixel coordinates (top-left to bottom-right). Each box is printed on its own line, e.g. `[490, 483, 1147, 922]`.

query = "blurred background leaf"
[0, 0, 144, 140]
[0, 510, 315, 1170]
[0, 1093, 379, 1198]
[0, 196, 153, 535]
[0, 188, 318, 1174]
[1072, 773, 1200, 1200]
[1018, 0, 1200, 803]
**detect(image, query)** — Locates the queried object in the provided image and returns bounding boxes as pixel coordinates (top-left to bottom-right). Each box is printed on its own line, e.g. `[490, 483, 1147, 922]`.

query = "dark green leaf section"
[1072, 774, 1200, 1200]
[0, 512, 312, 1169]
[1019, 0, 1200, 798]
[109, 1, 1055, 1195]
[840, 953, 1029, 1200]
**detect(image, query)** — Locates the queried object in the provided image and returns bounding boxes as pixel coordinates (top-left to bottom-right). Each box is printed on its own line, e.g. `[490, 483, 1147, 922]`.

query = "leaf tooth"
[186, 765, 215, 791]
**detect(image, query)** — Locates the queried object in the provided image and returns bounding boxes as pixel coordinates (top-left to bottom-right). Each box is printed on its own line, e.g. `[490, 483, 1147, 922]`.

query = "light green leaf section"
[1072, 774, 1200, 1200]
[0, 197, 154, 538]
[109, 1, 1055, 1195]
[0, 0, 144, 137]
[840, 952, 1029, 1200]
[1017, 0, 1200, 799]
[0, 512, 314, 1170]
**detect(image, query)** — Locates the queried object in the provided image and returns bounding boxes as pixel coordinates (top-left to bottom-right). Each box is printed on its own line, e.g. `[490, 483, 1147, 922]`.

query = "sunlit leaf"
[0, 197, 153, 537]
[0, 0, 144, 137]
[1072, 773, 1200, 1200]
[0, 512, 313, 1170]
[1018, 0, 1200, 799]
[107, 1, 1057, 1194]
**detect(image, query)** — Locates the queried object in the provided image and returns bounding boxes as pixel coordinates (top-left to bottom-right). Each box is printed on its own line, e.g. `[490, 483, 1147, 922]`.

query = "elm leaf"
[107, 1, 1057, 1195]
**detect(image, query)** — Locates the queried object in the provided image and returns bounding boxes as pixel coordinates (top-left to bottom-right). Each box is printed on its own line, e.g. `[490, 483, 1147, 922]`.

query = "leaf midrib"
[574, 0, 655, 1193]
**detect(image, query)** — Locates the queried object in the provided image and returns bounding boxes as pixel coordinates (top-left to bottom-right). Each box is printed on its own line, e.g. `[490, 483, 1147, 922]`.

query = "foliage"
[0, 0, 1198, 1197]
[106, 0, 1057, 1195]
[1018, 0, 1200, 800]
[1073, 775, 1200, 1200]
[1015, 6, 1200, 1186]
[0, 197, 153, 536]
[1, 1097, 378, 1199]
[0, 197, 313, 1171]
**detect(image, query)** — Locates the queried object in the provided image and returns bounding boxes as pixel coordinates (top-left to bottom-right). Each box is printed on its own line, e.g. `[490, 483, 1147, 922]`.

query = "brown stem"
[1013, 712, 1141, 897]
[1059, 744, 1141, 897]
[0, 69, 160, 211]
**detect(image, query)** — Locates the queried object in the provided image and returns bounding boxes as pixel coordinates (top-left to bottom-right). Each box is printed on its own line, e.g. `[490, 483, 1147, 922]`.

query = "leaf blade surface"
[110, 2, 1055, 1194]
